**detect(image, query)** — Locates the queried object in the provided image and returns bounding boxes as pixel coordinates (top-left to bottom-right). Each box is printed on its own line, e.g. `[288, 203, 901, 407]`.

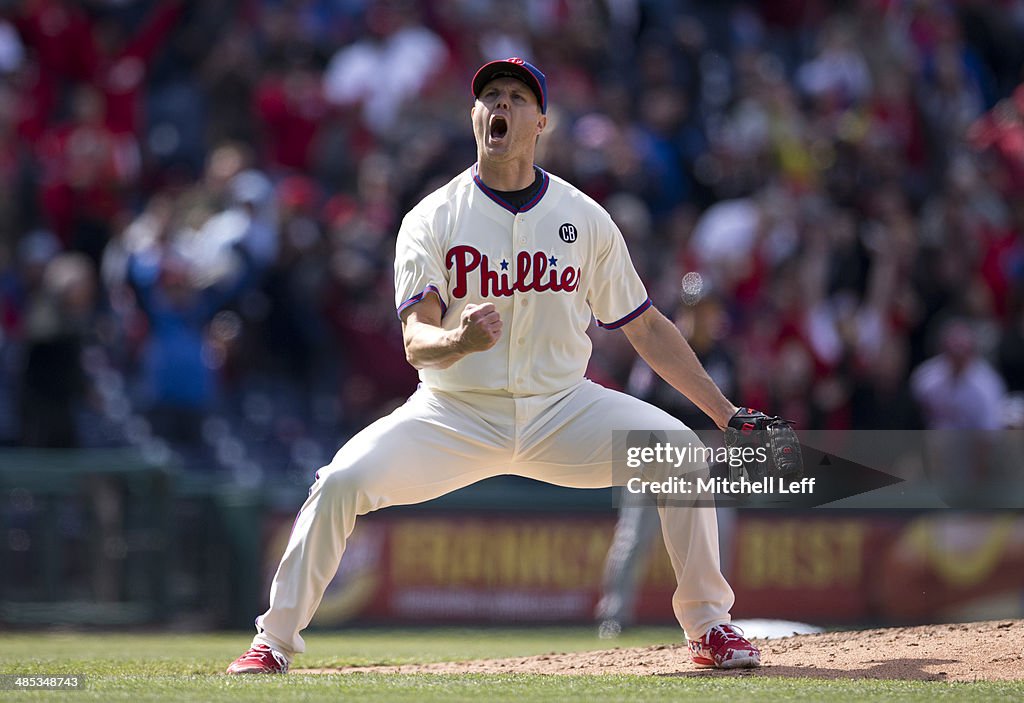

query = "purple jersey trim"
[473, 165, 550, 214]
[597, 297, 653, 330]
[397, 284, 446, 318]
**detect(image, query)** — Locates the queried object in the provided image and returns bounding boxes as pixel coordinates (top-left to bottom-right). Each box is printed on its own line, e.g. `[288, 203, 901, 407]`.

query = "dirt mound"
[300, 620, 1024, 682]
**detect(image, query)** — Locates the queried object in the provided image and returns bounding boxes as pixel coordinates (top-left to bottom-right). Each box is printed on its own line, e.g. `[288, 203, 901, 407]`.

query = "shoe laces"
[238, 645, 272, 661]
[706, 623, 747, 645]
[239, 644, 287, 668]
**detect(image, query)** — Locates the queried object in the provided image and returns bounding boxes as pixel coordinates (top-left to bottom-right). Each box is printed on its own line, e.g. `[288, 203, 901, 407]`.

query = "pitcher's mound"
[300, 620, 1023, 682]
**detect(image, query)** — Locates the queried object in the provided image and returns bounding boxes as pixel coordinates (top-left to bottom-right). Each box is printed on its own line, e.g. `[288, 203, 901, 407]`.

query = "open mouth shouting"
[488, 115, 509, 144]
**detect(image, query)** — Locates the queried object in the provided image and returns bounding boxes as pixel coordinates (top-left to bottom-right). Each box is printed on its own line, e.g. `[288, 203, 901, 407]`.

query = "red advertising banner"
[728, 517, 892, 621]
[261, 511, 1024, 626]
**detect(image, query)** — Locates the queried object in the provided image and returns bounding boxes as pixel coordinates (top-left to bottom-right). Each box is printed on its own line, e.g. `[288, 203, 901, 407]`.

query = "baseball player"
[227, 57, 761, 674]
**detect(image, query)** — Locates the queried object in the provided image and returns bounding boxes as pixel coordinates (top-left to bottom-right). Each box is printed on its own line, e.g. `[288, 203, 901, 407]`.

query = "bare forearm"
[625, 308, 737, 429]
[405, 322, 468, 370]
[402, 300, 503, 370]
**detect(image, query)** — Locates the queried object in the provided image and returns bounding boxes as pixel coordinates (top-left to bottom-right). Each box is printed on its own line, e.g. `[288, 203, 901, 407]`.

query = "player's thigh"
[514, 381, 704, 488]
[315, 388, 513, 510]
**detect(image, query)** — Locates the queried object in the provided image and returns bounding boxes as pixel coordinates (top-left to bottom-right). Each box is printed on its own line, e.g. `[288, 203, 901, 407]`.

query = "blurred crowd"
[1, 0, 1023, 485]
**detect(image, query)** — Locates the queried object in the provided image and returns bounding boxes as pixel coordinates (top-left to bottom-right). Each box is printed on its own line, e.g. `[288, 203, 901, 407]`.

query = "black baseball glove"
[724, 408, 803, 482]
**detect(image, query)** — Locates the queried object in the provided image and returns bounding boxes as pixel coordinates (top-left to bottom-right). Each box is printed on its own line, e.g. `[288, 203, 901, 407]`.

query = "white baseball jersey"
[395, 165, 651, 395]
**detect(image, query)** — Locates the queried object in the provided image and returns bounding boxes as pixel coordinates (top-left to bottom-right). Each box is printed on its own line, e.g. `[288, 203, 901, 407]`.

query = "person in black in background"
[596, 294, 736, 638]
[18, 252, 96, 447]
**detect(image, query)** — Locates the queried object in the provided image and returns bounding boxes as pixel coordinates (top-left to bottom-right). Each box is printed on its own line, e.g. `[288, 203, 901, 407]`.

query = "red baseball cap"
[472, 57, 547, 114]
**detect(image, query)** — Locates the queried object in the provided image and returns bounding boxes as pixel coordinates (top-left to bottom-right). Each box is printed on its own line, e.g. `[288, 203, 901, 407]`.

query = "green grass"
[0, 628, 1019, 702]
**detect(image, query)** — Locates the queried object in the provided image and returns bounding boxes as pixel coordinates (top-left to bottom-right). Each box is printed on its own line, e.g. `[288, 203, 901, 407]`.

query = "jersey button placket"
[511, 212, 526, 393]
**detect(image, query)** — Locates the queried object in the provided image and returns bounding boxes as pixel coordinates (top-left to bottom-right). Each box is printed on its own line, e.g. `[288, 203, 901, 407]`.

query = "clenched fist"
[458, 302, 503, 353]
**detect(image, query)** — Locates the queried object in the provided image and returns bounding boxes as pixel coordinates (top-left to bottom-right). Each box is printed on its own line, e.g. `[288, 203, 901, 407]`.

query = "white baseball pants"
[253, 380, 733, 657]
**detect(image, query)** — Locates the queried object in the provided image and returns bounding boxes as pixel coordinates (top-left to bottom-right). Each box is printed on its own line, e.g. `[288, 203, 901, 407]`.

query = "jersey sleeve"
[394, 210, 450, 318]
[587, 214, 651, 329]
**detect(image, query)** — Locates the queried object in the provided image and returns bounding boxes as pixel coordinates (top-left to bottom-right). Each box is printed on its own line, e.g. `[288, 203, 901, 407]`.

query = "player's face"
[472, 77, 546, 162]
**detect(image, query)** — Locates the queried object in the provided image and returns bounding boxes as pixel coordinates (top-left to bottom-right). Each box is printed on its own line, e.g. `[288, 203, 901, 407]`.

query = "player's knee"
[317, 464, 374, 515]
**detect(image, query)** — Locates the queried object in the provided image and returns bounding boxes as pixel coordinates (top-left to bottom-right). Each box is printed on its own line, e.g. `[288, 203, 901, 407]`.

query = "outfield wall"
[3, 449, 1021, 628]
[260, 510, 1024, 628]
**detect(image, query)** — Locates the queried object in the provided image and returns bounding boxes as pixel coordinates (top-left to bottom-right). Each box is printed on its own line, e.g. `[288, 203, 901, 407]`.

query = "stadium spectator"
[911, 318, 1006, 431]
[322, 0, 449, 136]
[17, 250, 96, 447]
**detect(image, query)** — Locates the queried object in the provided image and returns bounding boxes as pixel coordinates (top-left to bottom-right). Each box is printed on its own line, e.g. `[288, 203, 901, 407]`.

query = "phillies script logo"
[446, 245, 580, 298]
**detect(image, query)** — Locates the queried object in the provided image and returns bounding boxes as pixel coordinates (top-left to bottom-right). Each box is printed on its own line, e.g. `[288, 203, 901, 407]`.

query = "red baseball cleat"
[225, 644, 289, 674]
[688, 624, 761, 669]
